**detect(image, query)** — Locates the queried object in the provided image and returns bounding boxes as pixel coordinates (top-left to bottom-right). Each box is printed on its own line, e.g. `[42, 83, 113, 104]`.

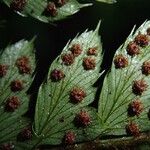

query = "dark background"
[0, 0, 150, 91]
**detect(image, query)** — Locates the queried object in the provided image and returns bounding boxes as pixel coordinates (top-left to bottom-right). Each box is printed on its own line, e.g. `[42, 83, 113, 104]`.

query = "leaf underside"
[33, 22, 103, 146]
[98, 21, 150, 136]
[2, 0, 92, 23]
[0, 40, 36, 146]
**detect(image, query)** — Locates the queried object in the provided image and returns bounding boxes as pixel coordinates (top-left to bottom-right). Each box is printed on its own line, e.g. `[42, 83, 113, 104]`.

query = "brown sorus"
[0, 143, 14, 150]
[16, 56, 31, 74]
[83, 57, 96, 70]
[46, 2, 57, 17]
[134, 33, 149, 47]
[132, 79, 148, 95]
[128, 99, 143, 117]
[126, 42, 140, 56]
[61, 53, 75, 66]
[87, 47, 98, 56]
[74, 110, 91, 127]
[10, 80, 23, 92]
[70, 44, 82, 57]
[16, 56, 29, 65]
[114, 54, 128, 69]
[64, 131, 75, 145]
[0, 64, 8, 77]
[50, 69, 65, 82]
[10, 0, 27, 11]
[55, 0, 67, 7]
[142, 61, 150, 76]
[147, 28, 150, 36]
[5, 96, 21, 112]
[70, 87, 86, 103]
[18, 127, 32, 141]
[126, 122, 140, 137]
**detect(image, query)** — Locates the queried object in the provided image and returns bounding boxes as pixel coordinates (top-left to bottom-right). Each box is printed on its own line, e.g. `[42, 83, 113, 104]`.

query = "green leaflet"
[34, 22, 103, 146]
[96, 0, 116, 4]
[0, 40, 36, 146]
[2, 0, 92, 23]
[98, 21, 150, 136]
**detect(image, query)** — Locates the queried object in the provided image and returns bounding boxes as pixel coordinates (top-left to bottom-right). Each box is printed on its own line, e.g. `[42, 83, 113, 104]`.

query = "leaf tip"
[31, 36, 37, 43]
[95, 21, 101, 33]
[80, 3, 93, 8]
[96, 0, 117, 4]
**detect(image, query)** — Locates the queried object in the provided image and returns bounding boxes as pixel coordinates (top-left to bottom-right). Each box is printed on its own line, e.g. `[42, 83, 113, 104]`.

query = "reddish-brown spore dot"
[83, 57, 96, 70]
[0, 64, 8, 77]
[126, 42, 140, 56]
[16, 56, 31, 74]
[5, 96, 21, 112]
[142, 61, 150, 76]
[128, 99, 143, 117]
[10, 0, 27, 11]
[87, 47, 98, 56]
[74, 110, 91, 127]
[64, 131, 75, 145]
[0, 143, 14, 150]
[114, 54, 128, 69]
[16, 56, 29, 65]
[10, 80, 23, 92]
[70, 44, 82, 57]
[46, 2, 57, 17]
[50, 69, 65, 82]
[134, 33, 149, 47]
[70, 87, 86, 103]
[18, 127, 32, 141]
[126, 122, 140, 137]
[55, 0, 67, 7]
[132, 79, 148, 95]
[61, 53, 75, 66]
